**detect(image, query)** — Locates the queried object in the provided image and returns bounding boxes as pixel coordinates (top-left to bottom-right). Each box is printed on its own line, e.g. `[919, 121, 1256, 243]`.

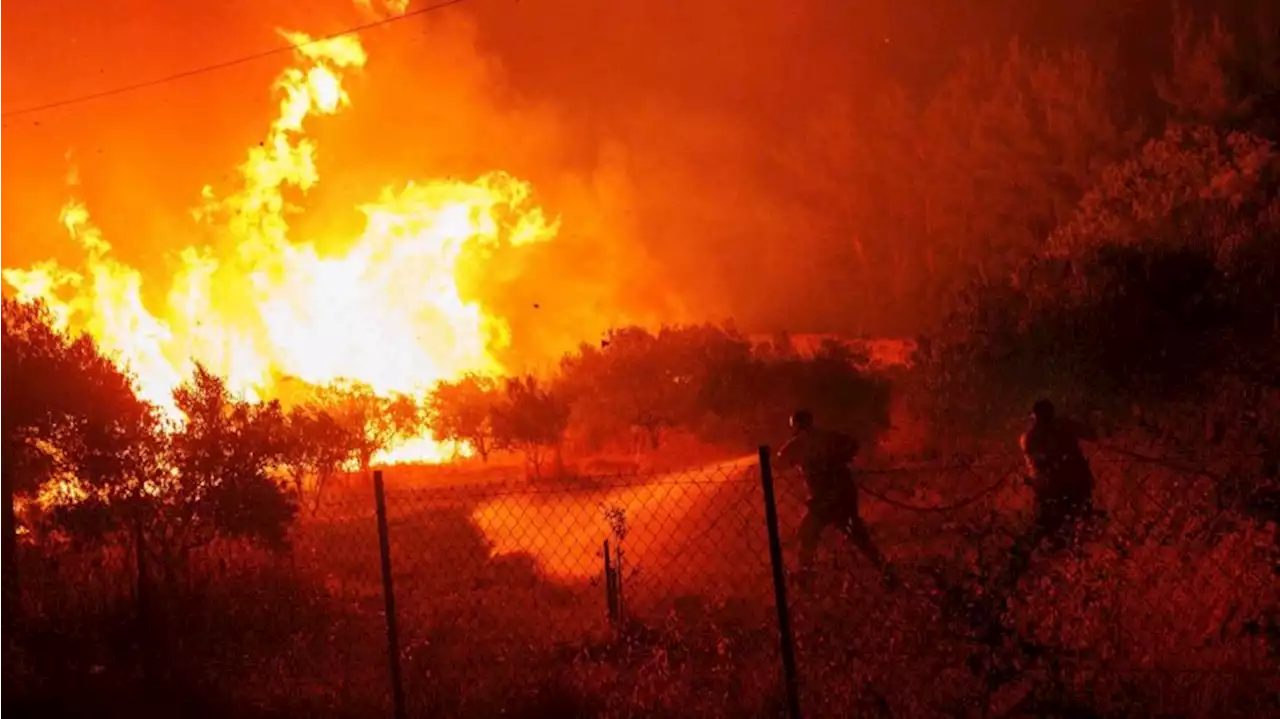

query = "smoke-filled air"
[3, 3, 689, 462]
[7, 27, 562, 462]
[4, 1, 1279, 717]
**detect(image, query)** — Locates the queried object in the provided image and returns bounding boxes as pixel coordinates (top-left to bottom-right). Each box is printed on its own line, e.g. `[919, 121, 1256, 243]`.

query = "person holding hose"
[1007, 398, 1099, 581]
[776, 409, 898, 589]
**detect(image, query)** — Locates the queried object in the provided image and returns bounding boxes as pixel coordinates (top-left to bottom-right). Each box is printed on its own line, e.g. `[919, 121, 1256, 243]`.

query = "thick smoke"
[2, 0, 1181, 361]
[2, 1, 898, 362]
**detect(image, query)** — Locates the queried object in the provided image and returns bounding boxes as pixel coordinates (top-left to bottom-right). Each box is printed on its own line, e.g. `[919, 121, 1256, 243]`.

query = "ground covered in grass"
[8, 452, 1279, 718]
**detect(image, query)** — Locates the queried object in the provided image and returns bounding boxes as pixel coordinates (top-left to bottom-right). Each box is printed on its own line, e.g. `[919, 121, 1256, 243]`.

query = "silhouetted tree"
[427, 374, 500, 462]
[491, 376, 570, 479]
[43, 365, 302, 571]
[1156, 7, 1257, 127]
[915, 40, 1136, 294]
[1, 298, 153, 619]
[154, 365, 297, 557]
[749, 339, 892, 447]
[559, 327, 686, 451]
[920, 27, 1280, 439]
[280, 406, 358, 514]
[782, 36, 1136, 331]
[310, 380, 423, 471]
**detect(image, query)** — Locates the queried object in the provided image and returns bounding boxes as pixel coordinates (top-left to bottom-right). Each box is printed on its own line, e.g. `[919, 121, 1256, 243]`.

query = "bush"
[920, 123, 1280, 440]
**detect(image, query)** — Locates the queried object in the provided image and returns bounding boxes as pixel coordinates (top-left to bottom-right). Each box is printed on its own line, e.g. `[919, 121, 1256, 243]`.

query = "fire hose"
[857, 473, 1013, 513]
[853, 442, 1245, 515]
[854, 461, 1017, 513]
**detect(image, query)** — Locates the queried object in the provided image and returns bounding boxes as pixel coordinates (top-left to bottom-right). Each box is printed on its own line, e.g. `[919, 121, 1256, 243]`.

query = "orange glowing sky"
[2, 0, 687, 376]
[4, 0, 1147, 340]
[2, 0, 918, 338]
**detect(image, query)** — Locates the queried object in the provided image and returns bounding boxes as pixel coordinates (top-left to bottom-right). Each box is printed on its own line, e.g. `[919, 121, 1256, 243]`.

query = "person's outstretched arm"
[777, 438, 799, 468]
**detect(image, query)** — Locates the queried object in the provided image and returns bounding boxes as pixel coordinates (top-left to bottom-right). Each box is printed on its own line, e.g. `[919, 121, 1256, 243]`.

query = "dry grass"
[9, 449, 1280, 717]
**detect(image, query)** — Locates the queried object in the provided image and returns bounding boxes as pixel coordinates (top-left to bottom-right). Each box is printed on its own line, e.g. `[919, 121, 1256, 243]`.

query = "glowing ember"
[2, 30, 559, 464]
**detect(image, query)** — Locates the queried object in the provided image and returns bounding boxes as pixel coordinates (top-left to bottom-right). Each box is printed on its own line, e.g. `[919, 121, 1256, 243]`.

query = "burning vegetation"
[4, 31, 560, 463]
[3, 1, 1280, 717]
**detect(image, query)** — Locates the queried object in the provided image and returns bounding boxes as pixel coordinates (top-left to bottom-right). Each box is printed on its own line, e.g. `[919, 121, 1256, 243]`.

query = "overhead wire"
[1, 0, 473, 119]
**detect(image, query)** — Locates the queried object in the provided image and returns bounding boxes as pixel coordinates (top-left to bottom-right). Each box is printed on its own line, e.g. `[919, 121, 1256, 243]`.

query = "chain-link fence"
[768, 446, 1279, 717]
[9, 447, 1279, 717]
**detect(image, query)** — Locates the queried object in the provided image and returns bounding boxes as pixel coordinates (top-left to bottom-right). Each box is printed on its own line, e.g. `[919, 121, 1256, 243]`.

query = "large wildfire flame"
[3, 30, 559, 463]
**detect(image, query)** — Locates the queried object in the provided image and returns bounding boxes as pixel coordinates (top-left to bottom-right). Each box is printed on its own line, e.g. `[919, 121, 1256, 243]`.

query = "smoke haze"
[2, 0, 1249, 364]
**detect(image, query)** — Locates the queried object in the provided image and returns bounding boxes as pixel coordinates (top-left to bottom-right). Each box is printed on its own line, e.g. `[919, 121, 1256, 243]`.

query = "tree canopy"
[490, 375, 570, 479]
[2, 298, 160, 615]
[914, 15, 1280, 454]
[307, 380, 423, 471]
[3, 303, 300, 566]
[427, 373, 500, 462]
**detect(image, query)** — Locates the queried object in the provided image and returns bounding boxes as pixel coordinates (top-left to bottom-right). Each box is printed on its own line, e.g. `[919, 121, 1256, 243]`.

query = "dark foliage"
[555, 324, 891, 456]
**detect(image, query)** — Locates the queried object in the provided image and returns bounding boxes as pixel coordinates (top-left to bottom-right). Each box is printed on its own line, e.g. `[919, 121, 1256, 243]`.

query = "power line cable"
[1, 0, 472, 119]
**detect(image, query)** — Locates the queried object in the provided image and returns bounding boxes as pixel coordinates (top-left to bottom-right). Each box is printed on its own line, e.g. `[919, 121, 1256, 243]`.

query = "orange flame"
[3, 30, 559, 463]
[356, 0, 411, 16]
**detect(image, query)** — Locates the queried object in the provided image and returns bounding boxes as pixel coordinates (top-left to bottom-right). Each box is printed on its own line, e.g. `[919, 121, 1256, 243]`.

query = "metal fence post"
[373, 470, 407, 719]
[603, 539, 618, 623]
[614, 541, 626, 622]
[759, 446, 803, 719]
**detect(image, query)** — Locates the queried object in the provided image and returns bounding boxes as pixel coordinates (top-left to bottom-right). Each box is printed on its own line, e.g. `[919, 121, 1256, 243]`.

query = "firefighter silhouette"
[776, 410, 896, 588]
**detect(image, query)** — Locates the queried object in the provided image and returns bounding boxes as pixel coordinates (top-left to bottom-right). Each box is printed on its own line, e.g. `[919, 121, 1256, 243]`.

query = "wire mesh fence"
[10, 447, 1280, 717]
[769, 447, 1279, 717]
